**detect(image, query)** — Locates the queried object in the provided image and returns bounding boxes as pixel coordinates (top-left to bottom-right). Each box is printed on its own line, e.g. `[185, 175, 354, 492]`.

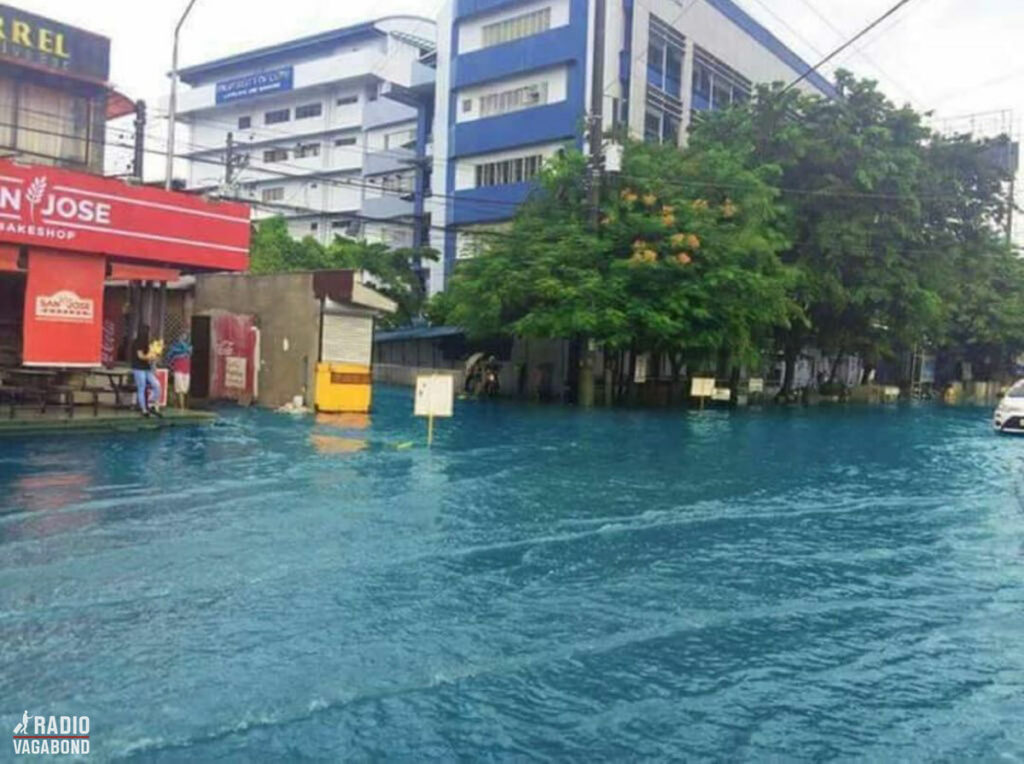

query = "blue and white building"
[429, 0, 836, 293]
[174, 17, 436, 250]
[173, 4, 837, 297]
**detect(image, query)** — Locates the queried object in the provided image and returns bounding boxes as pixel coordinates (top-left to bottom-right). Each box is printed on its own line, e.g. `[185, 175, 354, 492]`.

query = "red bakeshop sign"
[0, 161, 250, 270]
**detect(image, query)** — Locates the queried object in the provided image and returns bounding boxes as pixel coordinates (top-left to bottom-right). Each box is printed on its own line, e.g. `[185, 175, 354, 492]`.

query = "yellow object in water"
[315, 362, 373, 414]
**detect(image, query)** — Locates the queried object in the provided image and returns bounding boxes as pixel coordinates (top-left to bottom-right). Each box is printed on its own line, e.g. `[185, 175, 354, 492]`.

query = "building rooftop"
[178, 16, 436, 85]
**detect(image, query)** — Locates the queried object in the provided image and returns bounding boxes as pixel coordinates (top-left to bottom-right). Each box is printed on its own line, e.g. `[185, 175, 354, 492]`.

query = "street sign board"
[691, 377, 715, 397]
[415, 374, 453, 418]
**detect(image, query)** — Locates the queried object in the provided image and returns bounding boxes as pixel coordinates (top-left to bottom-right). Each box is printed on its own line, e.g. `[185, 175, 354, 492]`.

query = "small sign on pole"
[691, 376, 715, 409]
[748, 377, 764, 393]
[415, 374, 454, 446]
[712, 387, 732, 402]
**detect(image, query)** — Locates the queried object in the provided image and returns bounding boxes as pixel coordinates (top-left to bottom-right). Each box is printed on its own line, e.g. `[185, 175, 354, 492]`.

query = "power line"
[4, 102, 1014, 210]
[780, 0, 925, 108]
[784, 0, 917, 93]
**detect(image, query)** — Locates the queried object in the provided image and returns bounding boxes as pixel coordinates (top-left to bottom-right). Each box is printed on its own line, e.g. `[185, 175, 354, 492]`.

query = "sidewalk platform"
[0, 408, 216, 437]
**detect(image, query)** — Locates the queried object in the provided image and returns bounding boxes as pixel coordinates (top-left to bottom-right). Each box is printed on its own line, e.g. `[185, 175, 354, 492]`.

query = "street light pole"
[165, 0, 199, 190]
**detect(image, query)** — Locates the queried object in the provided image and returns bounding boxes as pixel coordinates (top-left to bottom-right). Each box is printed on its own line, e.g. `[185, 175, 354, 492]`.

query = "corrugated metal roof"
[374, 326, 464, 343]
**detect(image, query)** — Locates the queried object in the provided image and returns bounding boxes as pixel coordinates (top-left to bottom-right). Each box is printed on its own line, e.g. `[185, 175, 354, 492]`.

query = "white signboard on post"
[748, 378, 764, 393]
[691, 377, 716, 398]
[415, 374, 454, 418]
[712, 387, 732, 401]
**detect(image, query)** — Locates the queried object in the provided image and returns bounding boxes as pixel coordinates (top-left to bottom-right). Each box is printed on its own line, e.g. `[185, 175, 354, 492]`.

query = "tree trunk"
[616, 349, 627, 404]
[778, 339, 799, 400]
[578, 336, 595, 407]
[603, 349, 614, 407]
[828, 347, 844, 384]
[668, 352, 683, 406]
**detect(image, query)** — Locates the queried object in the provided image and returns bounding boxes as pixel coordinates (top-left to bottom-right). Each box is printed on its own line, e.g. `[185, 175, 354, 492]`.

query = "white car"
[993, 380, 1024, 433]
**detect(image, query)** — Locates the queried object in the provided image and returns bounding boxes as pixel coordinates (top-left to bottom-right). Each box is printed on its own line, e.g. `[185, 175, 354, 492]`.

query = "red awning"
[106, 89, 136, 121]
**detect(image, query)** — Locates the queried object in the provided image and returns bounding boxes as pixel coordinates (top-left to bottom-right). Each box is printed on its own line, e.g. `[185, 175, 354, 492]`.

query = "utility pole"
[225, 131, 235, 185]
[578, 0, 606, 408]
[132, 100, 146, 181]
[165, 0, 200, 190]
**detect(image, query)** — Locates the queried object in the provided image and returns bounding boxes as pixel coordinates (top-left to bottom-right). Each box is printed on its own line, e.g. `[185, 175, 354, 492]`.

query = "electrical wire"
[784, 0, 917, 93]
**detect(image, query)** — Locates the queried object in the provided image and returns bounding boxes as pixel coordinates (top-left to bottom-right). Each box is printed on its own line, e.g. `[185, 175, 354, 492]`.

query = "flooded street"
[2, 390, 1024, 760]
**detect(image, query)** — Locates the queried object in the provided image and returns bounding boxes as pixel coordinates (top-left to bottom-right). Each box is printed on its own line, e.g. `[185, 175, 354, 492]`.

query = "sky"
[16, 0, 1024, 217]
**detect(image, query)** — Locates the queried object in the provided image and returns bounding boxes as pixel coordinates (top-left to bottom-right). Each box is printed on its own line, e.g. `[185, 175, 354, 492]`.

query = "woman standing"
[131, 325, 163, 418]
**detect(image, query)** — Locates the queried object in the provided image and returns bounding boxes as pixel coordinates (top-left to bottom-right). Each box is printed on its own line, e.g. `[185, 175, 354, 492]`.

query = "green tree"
[692, 72, 1021, 390]
[692, 73, 944, 391]
[249, 216, 436, 327]
[436, 140, 796, 402]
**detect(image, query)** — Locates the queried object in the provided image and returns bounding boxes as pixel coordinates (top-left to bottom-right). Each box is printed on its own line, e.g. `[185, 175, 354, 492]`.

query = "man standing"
[166, 333, 193, 410]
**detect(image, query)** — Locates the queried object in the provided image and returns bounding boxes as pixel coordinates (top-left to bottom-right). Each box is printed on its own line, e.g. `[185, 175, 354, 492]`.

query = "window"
[295, 142, 321, 158]
[384, 129, 417, 150]
[336, 95, 358, 106]
[238, 116, 251, 129]
[310, 222, 319, 231]
[264, 108, 290, 125]
[261, 187, 285, 202]
[481, 7, 551, 48]
[380, 173, 413, 193]
[263, 148, 289, 163]
[334, 136, 357, 147]
[474, 154, 543, 187]
[693, 47, 751, 113]
[462, 98, 473, 113]
[644, 110, 662, 143]
[295, 102, 323, 120]
[479, 81, 549, 118]
[644, 96, 681, 146]
[11, 80, 102, 172]
[693, 63, 711, 102]
[648, 15, 685, 99]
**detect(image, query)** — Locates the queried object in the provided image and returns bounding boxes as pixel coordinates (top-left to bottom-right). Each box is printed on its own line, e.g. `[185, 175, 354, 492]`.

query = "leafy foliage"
[249, 216, 436, 328]
[436, 141, 796, 369]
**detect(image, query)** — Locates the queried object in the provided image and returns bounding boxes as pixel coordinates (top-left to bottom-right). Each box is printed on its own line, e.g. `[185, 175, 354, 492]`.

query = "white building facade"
[431, 0, 836, 293]
[175, 17, 436, 250]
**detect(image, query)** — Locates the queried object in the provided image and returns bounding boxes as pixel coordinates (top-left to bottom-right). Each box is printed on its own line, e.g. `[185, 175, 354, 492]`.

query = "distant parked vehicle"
[993, 380, 1024, 433]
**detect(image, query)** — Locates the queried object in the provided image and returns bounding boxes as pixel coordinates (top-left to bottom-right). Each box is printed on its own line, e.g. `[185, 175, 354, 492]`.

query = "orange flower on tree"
[675, 252, 692, 265]
[686, 233, 701, 250]
[722, 199, 738, 218]
[691, 199, 709, 212]
[642, 193, 658, 207]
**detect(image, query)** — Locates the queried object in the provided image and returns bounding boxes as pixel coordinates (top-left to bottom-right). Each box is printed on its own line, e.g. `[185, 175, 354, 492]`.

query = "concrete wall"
[375, 363, 466, 390]
[193, 273, 321, 409]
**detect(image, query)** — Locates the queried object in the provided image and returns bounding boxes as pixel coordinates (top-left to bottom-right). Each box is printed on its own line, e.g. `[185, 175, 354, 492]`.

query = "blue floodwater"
[2, 388, 1024, 761]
